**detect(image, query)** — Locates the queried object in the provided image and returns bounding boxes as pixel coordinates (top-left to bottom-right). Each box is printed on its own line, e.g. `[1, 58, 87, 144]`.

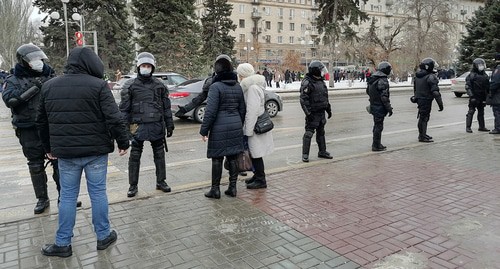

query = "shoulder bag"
[254, 111, 274, 134]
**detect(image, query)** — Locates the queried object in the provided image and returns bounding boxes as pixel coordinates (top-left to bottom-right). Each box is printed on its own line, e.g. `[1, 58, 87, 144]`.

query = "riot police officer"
[367, 61, 393, 151]
[2, 44, 58, 214]
[119, 52, 174, 197]
[465, 58, 490, 133]
[414, 58, 444, 142]
[300, 61, 333, 162]
[488, 53, 500, 134]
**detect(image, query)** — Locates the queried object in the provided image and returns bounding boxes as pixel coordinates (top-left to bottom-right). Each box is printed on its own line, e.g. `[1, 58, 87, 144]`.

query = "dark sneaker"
[425, 134, 433, 140]
[156, 181, 171, 192]
[302, 154, 309, 162]
[418, 136, 434, 143]
[97, 230, 117, 250]
[372, 146, 387, 152]
[318, 151, 333, 159]
[127, 185, 138, 197]
[489, 129, 500, 134]
[41, 244, 72, 257]
[76, 201, 82, 207]
[478, 127, 490, 132]
[34, 199, 50, 214]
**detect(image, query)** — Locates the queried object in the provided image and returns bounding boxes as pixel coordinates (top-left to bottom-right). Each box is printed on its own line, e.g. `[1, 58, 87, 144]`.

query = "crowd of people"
[1, 42, 499, 258]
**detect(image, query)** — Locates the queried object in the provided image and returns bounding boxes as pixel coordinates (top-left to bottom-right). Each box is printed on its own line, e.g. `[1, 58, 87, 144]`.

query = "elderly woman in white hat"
[236, 63, 274, 189]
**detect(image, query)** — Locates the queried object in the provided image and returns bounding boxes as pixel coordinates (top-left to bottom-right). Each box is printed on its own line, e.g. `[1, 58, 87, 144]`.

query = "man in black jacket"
[367, 62, 393, 151]
[414, 58, 444, 142]
[37, 47, 130, 257]
[2, 44, 63, 214]
[300, 61, 333, 162]
[119, 52, 174, 197]
[488, 53, 500, 134]
[465, 58, 490, 133]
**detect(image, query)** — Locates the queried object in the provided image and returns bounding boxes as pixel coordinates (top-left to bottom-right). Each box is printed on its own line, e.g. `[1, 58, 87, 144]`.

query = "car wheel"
[266, 100, 279, 117]
[194, 105, 206, 123]
[454, 92, 463, 97]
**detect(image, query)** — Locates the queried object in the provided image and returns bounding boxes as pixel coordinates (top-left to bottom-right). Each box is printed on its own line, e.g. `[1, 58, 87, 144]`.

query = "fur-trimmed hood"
[240, 74, 266, 93]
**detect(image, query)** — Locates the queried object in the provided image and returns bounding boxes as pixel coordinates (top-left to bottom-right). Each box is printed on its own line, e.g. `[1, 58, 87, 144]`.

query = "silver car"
[451, 70, 492, 97]
[170, 77, 283, 123]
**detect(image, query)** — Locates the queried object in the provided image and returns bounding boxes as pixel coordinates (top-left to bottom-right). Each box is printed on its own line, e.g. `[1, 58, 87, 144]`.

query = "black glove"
[438, 104, 444, 111]
[326, 110, 332, 119]
[388, 109, 393, 117]
[167, 128, 174, 137]
[175, 106, 187, 117]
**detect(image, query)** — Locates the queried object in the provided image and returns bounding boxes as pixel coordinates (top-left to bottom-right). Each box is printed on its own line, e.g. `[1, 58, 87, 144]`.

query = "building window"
[300, 24, 306, 32]
[239, 34, 245, 43]
[289, 36, 294, 44]
[290, 23, 295, 31]
[278, 22, 283, 32]
[289, 9, 295, 19]
[264, 7, 271, 16]
[239, 4, 245, 14]
[239, 19, 245, 28]
[278, 8, 283, 17]
[266, 21, 271, 30]
[265, 35, 271, 43]
[278, 36, 283, 44]
[301, 10, 307, 19]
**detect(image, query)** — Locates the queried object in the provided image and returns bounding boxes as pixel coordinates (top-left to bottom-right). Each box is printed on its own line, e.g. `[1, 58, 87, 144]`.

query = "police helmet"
[16, 44, 48, 66]
[308, 61, 328, 78]
[472, 58, 486, 72]
[213, 54, 233, 74]
[136, 52, 156, 68]
[377, 61, 392, 75]
[419, 58, 438, 72]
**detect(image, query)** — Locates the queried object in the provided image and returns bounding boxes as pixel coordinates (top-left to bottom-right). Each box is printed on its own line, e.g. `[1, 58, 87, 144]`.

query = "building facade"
[194, 0, 485, 71]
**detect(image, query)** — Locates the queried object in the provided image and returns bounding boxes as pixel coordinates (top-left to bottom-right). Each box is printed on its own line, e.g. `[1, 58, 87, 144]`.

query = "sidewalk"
[1, 133, 499, 268]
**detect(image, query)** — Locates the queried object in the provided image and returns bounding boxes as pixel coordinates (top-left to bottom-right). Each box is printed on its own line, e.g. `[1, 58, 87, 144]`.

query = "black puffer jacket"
[367, 71, 391, 117]
[199, 71, 246, 158]
[488, 65, 500, 105]
[36, 47, 129, 158]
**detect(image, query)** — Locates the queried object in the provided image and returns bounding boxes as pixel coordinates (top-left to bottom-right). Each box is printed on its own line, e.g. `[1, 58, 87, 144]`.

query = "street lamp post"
[62, 0, 70, 57]
[301, 31, 313, 73]
[50, 0, 89, 57]
[243, 39, 254, 63]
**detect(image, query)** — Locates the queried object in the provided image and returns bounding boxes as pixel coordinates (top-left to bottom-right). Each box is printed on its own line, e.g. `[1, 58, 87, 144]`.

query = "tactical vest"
[307, 78, 329, 112]
[415, 73, 435, 100]
[6, 76, 47, 128]
[128, 78, 166, 124]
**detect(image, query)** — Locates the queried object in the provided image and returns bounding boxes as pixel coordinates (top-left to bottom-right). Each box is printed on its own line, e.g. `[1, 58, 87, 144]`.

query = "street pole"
[62, 0, 69, 57]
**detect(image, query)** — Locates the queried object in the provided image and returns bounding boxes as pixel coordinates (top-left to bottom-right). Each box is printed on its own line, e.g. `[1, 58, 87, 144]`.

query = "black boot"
[247, 158, 267, 189]
[205, 158, 222, 199]
[418, 119, 433, 142]
[127, 145, 142, 197]
[466, 113, 473, 133]
[317, 135, 333, 159]
[30, 164, 50, 214]
[372, 117, 386, 151]
[224, 159, 238, 197]
[477, 114, 490, 132]
[302, 131, 312, 162]
[153, 143, 171, 193]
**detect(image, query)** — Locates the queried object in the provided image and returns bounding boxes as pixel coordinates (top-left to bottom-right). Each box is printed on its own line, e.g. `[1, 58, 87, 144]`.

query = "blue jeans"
[55, 154, 110, 246]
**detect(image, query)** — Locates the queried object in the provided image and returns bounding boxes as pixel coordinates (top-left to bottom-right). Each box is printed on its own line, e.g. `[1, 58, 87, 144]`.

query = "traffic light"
[75, 31, 84, 46]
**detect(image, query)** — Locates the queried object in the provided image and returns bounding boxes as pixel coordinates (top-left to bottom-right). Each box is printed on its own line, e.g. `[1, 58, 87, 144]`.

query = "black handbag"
[254, 111, 274, 134]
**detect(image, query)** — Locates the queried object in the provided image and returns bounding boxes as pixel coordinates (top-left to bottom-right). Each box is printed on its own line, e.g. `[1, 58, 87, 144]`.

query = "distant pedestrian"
[300, 61, 333, 162]
[115, 69, 122, 82]
[465, 58, 490, 133]
[2, 44, 65, 214]
[487, 53, 500, 134]
[200, 55, 246, 199]
[236, 63, 274, 189]
[37, 47, 130, 257]
[262, 68, 272, 87]
[119, 52, 174, 197]
[367, 62, 393, 151]
[413, 58, 444, 142]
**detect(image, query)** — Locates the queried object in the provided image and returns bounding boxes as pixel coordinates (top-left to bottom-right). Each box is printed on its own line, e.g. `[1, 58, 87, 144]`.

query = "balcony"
[252, 27, 262, 35]
[252, 11, 262, 20]
[386, 0, 394, 6]
[251, 0, 260, 5]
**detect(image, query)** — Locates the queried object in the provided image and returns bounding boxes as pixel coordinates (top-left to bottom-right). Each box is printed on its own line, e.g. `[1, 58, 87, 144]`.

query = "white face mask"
[478, 64, 485, 71]
[139, 67, 152, 76]
[30, 60, 44, 72]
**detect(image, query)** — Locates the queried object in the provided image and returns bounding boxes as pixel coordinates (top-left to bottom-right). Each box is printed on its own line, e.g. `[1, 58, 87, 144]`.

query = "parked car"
[112, 72, 188, 91]
[451, 70, 492, 97]
[170, 77, 283, 123]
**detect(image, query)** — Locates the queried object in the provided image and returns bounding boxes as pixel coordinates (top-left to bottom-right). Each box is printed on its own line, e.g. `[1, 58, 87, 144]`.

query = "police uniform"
[119, 52, 174, 197]
[1, 44, 58, 214]
[300, 61, 333, 162]
[465, 58, 490, 133]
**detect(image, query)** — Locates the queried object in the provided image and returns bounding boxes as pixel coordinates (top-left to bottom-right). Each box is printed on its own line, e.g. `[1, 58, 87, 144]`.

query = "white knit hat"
[236, 63, 255, 78]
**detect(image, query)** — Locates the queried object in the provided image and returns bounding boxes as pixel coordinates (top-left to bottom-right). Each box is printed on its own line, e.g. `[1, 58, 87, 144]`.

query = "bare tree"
[0, 0, 38, 70]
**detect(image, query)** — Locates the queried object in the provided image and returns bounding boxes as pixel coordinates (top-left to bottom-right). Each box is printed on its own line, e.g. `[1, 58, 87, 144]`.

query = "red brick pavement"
[238, 139, 500, 268]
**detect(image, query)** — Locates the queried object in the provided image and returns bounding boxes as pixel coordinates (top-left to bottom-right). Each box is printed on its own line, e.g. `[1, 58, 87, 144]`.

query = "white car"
[451, 70, 492, 97]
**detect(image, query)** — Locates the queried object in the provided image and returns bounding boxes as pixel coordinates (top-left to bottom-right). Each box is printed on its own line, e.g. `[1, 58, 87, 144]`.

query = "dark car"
[112, 72, 188, 91]
[170, 77, 283, 123]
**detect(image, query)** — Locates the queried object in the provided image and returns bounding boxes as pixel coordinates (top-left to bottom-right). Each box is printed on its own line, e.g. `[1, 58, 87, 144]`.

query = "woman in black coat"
[200, 55, 246, 199]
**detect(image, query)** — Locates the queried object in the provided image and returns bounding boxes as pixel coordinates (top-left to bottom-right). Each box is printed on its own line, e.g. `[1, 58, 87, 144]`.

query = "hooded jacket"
[240, 74, 274, 158]
[36, 47, 129, 158]
[366, 70, 392, 117]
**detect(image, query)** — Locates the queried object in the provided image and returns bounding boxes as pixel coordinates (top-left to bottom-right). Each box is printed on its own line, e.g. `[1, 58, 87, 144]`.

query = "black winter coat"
[299, 74, 331, 115]
[36, 47, 129, 158]
[465, 70, 489, 101]
[488, 65, 500, 105]
[199, 71, 246, 158]
[367, 71, 391, 117]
